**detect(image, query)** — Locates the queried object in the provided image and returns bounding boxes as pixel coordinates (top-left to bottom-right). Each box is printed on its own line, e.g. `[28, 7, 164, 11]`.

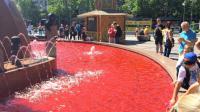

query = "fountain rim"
[0, 57, 55, 74]
[58, 40, 176, 81]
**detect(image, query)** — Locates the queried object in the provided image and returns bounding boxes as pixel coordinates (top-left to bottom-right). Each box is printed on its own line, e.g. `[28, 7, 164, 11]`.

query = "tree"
[47, 0, 95, 24]
[15, 0, 46, 25]
[120, 0, 200, 21]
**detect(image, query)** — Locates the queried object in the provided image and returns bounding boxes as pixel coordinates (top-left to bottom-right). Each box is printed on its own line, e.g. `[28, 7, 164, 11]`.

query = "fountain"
[0, 0, 56, 100]
[0, 46, 5, 73]
[0, 41, 174, 111]
[0, 0, 28, 38]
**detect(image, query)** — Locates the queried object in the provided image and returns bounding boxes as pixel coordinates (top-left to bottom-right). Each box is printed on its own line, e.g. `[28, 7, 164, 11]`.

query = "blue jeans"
[115, 37, 120, 44]
[164, 46, 172, 57]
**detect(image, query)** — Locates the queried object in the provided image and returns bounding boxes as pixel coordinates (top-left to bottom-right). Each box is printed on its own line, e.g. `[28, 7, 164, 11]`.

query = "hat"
[177, 93, 200, 112]
[184, 52, 197, 64]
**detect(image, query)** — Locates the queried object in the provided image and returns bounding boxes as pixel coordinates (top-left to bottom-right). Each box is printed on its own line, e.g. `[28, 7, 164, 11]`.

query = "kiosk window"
[87, 17, 97, 32]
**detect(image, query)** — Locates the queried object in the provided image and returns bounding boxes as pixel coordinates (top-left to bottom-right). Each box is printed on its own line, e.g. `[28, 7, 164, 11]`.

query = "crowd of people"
[138, 18, 200, 111]
[153, 18, 175, 57]
[164, 21, 200, 111]
[57, 23, 88, 41]
[27, 21, 88, 41]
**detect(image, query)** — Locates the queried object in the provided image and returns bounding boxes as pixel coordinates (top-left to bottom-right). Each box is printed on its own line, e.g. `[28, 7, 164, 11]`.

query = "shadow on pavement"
[170, 53, 179, 55]
[170, 57, 178, 61]
[125, 40, 148, 46]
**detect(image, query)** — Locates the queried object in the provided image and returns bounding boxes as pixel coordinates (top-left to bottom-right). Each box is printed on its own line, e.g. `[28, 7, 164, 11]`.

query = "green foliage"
[15, 0, 47, 25]
[120, 0, 200, 20]
[47, 0, 95, 24]
[16, 0, 95, 25]
[15, 0, 200, 25]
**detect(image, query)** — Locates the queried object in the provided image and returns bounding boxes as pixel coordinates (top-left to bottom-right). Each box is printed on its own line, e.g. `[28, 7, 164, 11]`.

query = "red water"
[0, 42, 173, 112]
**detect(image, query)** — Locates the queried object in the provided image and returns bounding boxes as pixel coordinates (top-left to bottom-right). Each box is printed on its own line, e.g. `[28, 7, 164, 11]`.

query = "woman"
[163, 22, 174, 57]
[108, 24, 116, 43]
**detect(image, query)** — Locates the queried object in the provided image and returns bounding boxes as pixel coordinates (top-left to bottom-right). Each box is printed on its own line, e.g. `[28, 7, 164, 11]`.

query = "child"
[170, 52, 200, 106]
[176, 45, 192, 77]
[170, 73, 200, 112]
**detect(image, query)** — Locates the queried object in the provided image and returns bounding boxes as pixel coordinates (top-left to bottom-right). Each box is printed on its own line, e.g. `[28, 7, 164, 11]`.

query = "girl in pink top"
[108, 24, 116, 43]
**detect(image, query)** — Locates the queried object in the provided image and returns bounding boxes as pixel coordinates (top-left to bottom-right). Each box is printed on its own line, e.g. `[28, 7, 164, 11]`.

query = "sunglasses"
[184, 61, 196, 65]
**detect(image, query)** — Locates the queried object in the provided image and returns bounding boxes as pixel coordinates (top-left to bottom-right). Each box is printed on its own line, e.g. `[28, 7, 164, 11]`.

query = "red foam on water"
[0, 42, 173, 112]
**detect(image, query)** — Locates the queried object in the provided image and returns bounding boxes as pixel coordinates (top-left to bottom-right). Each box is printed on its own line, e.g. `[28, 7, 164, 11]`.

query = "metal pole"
[182, 1, 186, 21]
[183, 5, 185, 21]
[190, 0, 193, 23]
[191, 9, 192, 23]
[69, 0, 71, 26]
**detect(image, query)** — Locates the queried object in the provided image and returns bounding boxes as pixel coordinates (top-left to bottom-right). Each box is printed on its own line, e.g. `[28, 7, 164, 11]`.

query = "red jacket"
[108, 27, 116, 38]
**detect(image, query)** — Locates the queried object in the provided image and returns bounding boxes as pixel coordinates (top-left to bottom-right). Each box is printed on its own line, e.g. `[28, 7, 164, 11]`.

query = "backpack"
[176, 62, 200, 89]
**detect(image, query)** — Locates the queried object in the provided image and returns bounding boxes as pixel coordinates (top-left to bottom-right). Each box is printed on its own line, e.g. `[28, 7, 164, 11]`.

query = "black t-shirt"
[115, 26, 122, 37]
[59, 27, 64, 32]
[139, 30, 144, 35]
[155, 24, 164, 38]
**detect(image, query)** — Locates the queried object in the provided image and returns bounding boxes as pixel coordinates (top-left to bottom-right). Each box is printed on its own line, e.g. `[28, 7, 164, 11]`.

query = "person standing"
[59, 24, 65, 39]
[154, 18, 165, 54]
[75, 23, 81, 40]
[178, 21, 197, 56]
[27, 23, 33, 35]
[70, 25, 76, 40]
[81, 27, 87, 41]
[163, 22, 174, 57]
[135, 27, 139, 37]
[38, 23, 43, 36]
[64, 25, 69, 40]
[108, 24, 116, 43]
[114, 22, 122, 44]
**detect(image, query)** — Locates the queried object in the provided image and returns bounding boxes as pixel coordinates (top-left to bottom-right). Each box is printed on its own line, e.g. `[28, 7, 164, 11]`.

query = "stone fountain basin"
[0, 57, 56, 99]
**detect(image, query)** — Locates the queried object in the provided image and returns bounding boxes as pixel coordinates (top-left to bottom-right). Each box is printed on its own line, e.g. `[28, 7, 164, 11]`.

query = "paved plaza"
[124, 34, 200, 61]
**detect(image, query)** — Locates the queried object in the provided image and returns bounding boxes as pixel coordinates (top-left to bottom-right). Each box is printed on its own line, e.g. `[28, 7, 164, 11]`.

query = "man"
[59, 24, 65, 39]
[178, 21, 197, 56]
[114, 22, 122, 44]
[70, 24, 76, 40]
[75, 23, 81, 40]
[170, 52, 200, 105]
[154, 18, 165, 54]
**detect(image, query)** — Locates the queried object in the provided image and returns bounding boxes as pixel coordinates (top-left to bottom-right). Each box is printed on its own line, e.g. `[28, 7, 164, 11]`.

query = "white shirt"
[176, 56, 184, 68]
[177, 63, 200, 86]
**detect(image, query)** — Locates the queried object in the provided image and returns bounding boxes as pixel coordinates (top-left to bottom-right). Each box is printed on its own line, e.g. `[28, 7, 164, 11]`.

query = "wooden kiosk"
[78, 10, 126, 43]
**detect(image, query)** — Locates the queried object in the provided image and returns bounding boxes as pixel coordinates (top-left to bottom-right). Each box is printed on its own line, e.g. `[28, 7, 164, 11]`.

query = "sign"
[87, 17, 97, 32]
[126, 20, 152, 32]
